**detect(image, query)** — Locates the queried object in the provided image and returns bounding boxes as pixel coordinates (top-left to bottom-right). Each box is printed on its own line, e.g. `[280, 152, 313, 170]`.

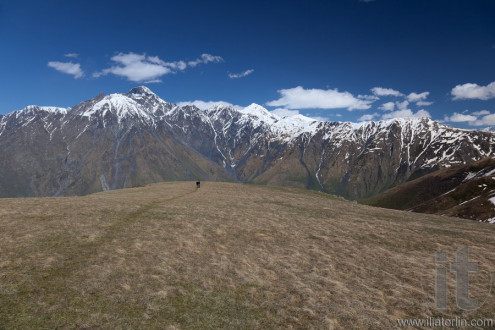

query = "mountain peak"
[77, 93, 155, 121]
[128, 86, 155, 95]
[243, 103, 269, 112]
[125, 86, 169, 108]
[242, 103, 279, 122]
[207, 103, 238, 111]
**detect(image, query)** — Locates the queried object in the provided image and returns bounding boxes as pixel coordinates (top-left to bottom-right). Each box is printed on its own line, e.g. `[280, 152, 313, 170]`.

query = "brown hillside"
[0, 182, 494, 328]
[362, 157, 495, 222]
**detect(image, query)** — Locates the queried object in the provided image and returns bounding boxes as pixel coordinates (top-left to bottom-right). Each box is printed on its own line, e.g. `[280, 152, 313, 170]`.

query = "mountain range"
[1, 86, 494, 212]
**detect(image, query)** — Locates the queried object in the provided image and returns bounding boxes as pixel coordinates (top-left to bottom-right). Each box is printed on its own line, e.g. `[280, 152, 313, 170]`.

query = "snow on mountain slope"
[3, 88, 493, 169]
[240, 103, 279, 125]
[3, 87, 491, 152]
[0, 116, 5, 137]
[320, 117, 493, 169]
[8, 105, 70, 119]
[69, 86, 172, 125]
[30, 87, 484, 155]
[79, 93, 156, 124]
[0, 105, 69, 137]
[201, 102, 321, 143]
[125, 86, 174, 115]
[272, 114, 321, 141]
[18, 105, 69, 114]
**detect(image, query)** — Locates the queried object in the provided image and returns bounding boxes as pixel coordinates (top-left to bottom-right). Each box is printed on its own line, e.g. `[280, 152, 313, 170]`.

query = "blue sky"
[1, 0, 495, 128]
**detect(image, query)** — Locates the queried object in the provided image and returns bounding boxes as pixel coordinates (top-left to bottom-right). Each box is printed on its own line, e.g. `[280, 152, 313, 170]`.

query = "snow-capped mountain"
[1, 86, 494, 202]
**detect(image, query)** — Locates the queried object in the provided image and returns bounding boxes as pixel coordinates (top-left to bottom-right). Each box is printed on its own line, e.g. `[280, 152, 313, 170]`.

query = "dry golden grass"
[0, 182, 494, 329]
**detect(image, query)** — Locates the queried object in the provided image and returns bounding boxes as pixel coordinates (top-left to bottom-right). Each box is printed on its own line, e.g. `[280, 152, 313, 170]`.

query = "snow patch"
[464, 172, 476, 182]
[272, 114, 320, 141]
[459, 195, 480, 205]
[80, 93, 154, 123]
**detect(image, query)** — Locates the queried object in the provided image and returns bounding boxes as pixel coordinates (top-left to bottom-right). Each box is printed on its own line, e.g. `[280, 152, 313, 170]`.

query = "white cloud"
[406, 91, 429, 102]
[358, 94, 380, 101]
[406, 91, 433, 107]
[381, 109, 430, 120]
[271, 109, 330, 121]
[93, 53, 171, 82]
[469, 114, 495, 126]
[266, 86, 374, 110]
[64, 53, 79, 58]
[396, 100, 409, 110]
[371, 87, 403, 97]
[442, 110, 495, 127]
[176, 100, 240, 110]
[358, 113, 379, 121]
[451, 81, 495, 100]
[47, 61, 84, 78]
[174, 61, 188, 70]
[472, 110, 490, 116]
[228, 69, 254, 79]
[379, 102, 395, 111]
[94, 52, 222, 82]
[371, 88, 433, 106]
[147, 55, 187, 71]
[271, 108, 300, 118]
[443, 112, 477, 122]
[188, 53, 223, 67]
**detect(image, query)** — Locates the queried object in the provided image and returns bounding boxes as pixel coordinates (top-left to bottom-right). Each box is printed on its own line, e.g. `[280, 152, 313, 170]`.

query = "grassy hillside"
[0, 182, 494, 328]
